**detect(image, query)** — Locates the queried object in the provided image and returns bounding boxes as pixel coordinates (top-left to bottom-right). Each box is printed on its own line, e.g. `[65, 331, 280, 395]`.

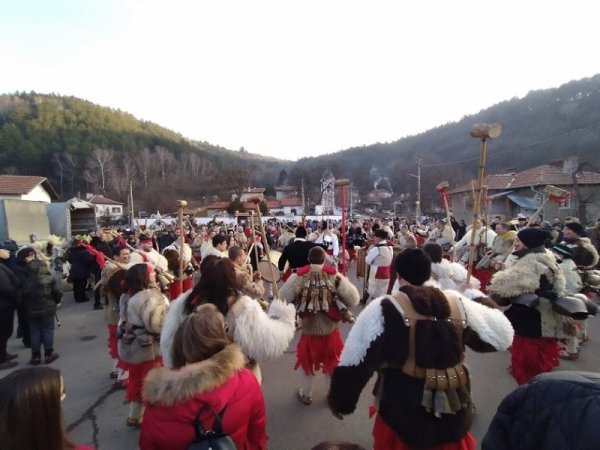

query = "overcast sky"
[1, 1, 599, 160]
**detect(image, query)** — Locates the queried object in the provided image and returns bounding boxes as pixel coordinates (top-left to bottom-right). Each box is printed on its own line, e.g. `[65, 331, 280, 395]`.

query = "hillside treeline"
[295, 74, 600, 212]
[0, 93, 287, 212]
[2, 74, 600, 214]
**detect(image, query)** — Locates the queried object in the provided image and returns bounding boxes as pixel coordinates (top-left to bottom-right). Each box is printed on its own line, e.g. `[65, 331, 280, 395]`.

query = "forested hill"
[291, 74, 600, 205]
[0, 93, 288, 210]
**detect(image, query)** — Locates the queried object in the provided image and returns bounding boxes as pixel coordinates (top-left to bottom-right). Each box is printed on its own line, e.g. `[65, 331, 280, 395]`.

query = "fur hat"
[565, 222, 587, 237]
[295, 226, 307, 238]
[394, 248, 431, 286]
[517, 228, 550, 249]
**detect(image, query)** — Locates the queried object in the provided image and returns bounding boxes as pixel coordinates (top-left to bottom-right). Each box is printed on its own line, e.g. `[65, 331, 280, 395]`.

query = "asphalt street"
[4, 276, 600, 450]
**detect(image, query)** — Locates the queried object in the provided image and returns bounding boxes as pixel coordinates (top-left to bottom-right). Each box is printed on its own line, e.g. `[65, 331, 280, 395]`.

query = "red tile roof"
[450, 164, 600, 194]
[207, 202, 229, 209]
[0, 175, 58, 199]
[279, 197, 302, 206]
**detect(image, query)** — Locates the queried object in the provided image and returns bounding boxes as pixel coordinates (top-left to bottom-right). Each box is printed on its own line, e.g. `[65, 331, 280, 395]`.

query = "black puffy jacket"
[482, 371, 600, 450]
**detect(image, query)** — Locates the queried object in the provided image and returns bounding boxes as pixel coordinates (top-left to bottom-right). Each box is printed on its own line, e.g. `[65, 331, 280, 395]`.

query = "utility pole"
[349, 182, 353, 217]
[415, 157, 421, 220]
[301, 178, 306, 216]
[129, 180, 135, 227]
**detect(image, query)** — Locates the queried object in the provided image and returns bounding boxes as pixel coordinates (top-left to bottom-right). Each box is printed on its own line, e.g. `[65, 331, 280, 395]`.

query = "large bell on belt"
[552, 296, 590, 320]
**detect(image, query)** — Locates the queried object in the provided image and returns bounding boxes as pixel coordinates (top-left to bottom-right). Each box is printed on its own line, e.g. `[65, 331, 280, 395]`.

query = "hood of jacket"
[143, 343, 245, 406]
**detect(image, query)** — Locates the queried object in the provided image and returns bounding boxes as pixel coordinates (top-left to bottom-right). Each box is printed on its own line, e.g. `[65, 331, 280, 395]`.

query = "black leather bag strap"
[193, 404, 228, 440]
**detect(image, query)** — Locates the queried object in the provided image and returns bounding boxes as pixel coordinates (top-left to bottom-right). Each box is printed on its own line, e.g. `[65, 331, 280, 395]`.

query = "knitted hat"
[565, 222, 587, 237]
[517, 228, 550, 249]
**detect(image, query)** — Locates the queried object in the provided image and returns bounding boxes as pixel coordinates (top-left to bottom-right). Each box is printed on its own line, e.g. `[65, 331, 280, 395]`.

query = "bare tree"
[154, 146, 177, 182]
[106, 154, 132, 199]
[51, 153, 78, 195]
[136, 148, 153, 189]
[85, 148, 114, 193]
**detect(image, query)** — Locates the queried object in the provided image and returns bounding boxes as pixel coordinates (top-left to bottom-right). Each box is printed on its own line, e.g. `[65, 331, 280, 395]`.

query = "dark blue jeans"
[28, 313, 55, 356]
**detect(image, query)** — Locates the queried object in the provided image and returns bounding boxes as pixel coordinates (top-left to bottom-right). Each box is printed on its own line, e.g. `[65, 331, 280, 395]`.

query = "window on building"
[111, 207, 121, 214]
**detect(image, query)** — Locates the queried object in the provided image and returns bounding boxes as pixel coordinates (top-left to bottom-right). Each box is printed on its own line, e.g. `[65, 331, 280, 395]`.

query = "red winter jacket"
[140, 344, 267, 450]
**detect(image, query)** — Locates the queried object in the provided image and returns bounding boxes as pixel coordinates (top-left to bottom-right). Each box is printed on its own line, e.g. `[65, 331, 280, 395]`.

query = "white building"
[0, 175, 58, 203]
[87, 194, 125, 219]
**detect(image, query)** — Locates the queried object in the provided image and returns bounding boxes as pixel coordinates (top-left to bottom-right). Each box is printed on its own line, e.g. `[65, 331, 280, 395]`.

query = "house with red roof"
[448, 157, 600, 223]
[0, 175, 58, 203]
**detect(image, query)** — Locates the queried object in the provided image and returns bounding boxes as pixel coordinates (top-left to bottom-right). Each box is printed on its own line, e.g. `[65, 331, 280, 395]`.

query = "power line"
[421, 121, 600, 168]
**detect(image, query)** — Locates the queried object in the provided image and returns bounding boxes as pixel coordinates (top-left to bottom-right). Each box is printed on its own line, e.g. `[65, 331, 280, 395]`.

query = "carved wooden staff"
[249, 210, 260, 272]
[466, 123, 501, 284]
[177, 200, 187, 294]
[435, 181, 457, 262]
[250, 198, 279, 298]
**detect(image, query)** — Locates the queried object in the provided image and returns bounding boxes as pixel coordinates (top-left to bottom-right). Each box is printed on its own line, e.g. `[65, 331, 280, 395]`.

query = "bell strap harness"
[386, 291, 468, 390]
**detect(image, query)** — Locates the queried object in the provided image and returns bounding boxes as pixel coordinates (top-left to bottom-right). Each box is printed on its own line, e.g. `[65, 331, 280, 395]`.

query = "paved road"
[4, 280, 600, 450]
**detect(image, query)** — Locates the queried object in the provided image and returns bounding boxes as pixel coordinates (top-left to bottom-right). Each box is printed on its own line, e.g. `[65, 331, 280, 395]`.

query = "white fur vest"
[160, 292, 296, 369]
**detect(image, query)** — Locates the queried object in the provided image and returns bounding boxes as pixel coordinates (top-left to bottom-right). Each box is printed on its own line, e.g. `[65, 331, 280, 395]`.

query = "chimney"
[562, 156, 579, 174]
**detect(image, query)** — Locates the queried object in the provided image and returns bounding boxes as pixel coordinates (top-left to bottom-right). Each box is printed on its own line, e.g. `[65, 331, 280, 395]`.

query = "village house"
[448, 157, 600, 223]
[86, 194, 125, 220]
[0, 175, 58, 203]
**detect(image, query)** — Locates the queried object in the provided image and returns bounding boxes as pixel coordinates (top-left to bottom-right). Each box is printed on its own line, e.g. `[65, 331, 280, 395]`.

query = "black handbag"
[188, 405, 237, 450]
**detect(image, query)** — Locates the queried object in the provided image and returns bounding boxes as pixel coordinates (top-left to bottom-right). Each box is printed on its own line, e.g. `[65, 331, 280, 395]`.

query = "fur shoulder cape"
[161, 293, 296, 369]
[143, 343, 246, 406]
[488, 250, 566, 299]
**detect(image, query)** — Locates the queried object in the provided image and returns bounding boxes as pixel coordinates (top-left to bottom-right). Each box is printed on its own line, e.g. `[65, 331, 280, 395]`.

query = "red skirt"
[294, 329, 344, 376]
[282, 267, 293, 282]
[168, 278, 193, 301]
[373, 415, 476, 450]
[510, 335, 559, 385]
[126, 357, 162, 403]
[471, 268, 493, 293]
[107, 324, 119, 360]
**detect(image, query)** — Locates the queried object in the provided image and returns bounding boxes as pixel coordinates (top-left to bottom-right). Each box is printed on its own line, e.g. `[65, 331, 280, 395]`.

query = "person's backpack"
[188, 404, 237, 450]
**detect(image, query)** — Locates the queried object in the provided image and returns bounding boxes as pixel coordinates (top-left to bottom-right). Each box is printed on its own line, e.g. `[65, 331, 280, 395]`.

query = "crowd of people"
[1, 211, 600, 450]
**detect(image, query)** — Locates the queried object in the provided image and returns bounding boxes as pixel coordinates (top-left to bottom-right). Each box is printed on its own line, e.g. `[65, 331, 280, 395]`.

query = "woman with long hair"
[141, 304, 267, 449]
[0, 367, 93, 450]
[161, 255, 295, 383]
[118, 263, 169, 427]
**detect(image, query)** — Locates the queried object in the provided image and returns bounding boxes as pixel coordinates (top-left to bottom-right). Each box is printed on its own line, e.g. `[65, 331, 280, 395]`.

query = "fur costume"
[279, 264, 360, 336]
[130, 248, 168, 271]
[488, 248, 573, 384]
[280, 264, 359, 376]
[234, 266, 265, 299]
[329, 287, 513, 449]
[568, 237, 599, 269]
[430, 259, 481, 293]
[118, 288, 169, 365]
[560, 258, 583, 295]
[200, 242, 226, 260]
[160, 292, 296, 370]
[488, 250, 566, 299]
[489, 231, 517, 264]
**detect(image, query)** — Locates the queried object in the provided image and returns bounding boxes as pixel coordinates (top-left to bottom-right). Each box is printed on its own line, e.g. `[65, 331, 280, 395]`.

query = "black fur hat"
[394, 248, 431, 286]
[517, 228, 550, 249]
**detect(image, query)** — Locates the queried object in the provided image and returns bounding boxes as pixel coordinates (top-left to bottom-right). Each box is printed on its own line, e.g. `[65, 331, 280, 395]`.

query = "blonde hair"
[171, 303, 231, 369]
